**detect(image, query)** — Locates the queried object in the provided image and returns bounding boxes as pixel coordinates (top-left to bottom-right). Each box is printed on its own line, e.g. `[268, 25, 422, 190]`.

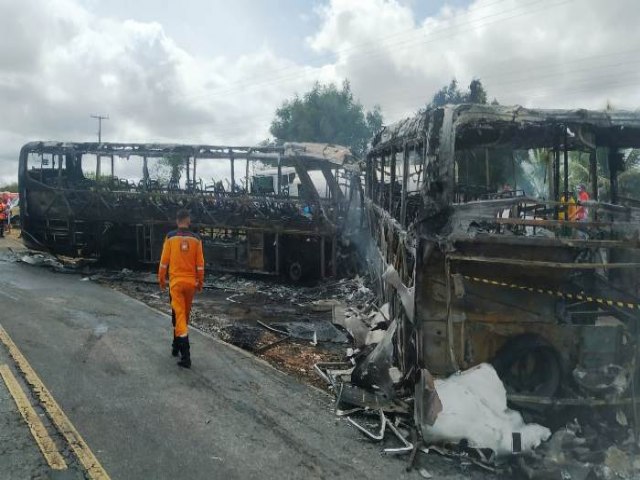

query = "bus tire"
[288, 261, 302, 282]
[492, 334, 562, 408]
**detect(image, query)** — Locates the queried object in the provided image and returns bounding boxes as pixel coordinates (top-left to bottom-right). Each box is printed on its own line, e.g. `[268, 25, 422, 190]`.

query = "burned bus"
[18, 141, 357, 280]
[362, 104, 640, 421]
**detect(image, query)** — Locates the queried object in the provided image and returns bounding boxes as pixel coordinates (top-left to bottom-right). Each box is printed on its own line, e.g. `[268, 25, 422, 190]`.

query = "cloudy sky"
[1, 0, 638, 184]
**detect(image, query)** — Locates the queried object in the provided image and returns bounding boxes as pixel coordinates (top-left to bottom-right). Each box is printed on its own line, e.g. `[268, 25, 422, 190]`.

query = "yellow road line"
[0, 364, 67, 470]
[0, 325, 110, 480]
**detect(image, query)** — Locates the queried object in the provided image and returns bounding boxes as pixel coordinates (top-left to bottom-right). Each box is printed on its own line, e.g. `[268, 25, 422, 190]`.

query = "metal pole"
[229, 149, 235, 194]
[563, 127, 569, 200]
[485, 148, 490, 190]
[379, 154, 386, 205]
[275, 233, 280, 275]
[389, 147, 396, 213]
[589, 150, 598, 201]
[400, 145, 409, 227]
[245, 157, 250, 193]
[90, 114, 109, 143]
[193, 156, 197, 189]
[320, 236, 326, 279]
[277, 154, 282, 196]
[331, 235, 337, 277]
[554, 133, 561, 219]
[609, 149, 619, 204]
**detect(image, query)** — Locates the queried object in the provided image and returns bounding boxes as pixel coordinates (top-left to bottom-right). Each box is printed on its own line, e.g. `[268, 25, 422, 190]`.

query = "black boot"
[171, 308, 178, 356]
[176, 336, 191, 369]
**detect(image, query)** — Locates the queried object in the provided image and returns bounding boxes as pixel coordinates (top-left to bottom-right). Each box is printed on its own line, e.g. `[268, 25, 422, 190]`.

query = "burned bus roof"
[19, 140, 359, 171]
[371, 104, 640, 152]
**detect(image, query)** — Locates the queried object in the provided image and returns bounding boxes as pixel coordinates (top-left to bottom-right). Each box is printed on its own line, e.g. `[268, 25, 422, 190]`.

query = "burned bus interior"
[18, 142, 358, 281]
[362, 104, 640, 422]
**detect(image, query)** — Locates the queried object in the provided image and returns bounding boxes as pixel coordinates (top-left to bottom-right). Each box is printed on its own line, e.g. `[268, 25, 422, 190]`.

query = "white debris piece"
[382, 266, 414, 321]
[422, 363, 551, 456]
[388, 367, 403, 384]
[365, 329, 385, 345]
[418, 468, 433, 479]
[21, 253, 62, 268]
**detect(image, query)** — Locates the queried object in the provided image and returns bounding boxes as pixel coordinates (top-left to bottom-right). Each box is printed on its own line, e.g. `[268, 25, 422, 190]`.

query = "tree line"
[269, 78, 491, 156]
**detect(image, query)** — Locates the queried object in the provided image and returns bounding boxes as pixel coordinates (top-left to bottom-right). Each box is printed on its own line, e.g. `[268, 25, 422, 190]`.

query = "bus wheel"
[492, 334, 562, 407]
[288, 261, 302, 282]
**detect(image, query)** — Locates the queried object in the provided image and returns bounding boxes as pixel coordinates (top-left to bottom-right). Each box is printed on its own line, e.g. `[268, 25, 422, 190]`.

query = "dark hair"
[176, 209, 191, 222]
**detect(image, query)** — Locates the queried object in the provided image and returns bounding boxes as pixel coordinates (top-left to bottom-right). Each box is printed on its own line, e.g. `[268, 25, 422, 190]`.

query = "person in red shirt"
[576, 184, 590, 221]
[0, 200, 5, 238]
[158, 210, 205, 368]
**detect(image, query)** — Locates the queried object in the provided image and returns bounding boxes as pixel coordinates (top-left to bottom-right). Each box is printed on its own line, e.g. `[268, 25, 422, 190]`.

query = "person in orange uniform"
[158, 209, 205, 368]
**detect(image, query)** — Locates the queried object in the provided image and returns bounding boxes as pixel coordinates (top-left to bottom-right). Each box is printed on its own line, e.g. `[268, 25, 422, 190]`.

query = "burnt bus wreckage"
[18, 141, 357, 280]
[355, 104, 640, 427]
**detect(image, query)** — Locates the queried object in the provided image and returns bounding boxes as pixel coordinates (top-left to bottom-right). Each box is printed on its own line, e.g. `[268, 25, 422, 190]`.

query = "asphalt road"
[0, 242, 424, 480]
[0, 344, 53, 480]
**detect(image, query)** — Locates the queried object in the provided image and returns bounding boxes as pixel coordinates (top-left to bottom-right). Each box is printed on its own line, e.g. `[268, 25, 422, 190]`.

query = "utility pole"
[90, 114, 109, 143]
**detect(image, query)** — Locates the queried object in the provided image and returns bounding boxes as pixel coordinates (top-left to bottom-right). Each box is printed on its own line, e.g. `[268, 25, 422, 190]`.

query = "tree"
[150, 154, 184, 185]
[366, 105, 384, 138]
[430, 79, 465, 107]
[270, 80, 383, 157]
[468, 79, 488, 104]
[429, 78, 491, 108]
[0, 182, 18, 192]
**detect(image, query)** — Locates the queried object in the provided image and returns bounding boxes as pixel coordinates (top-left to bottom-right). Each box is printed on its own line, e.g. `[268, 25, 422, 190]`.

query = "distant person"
[576, 184, 590, 221]
[559, 192, 577, 221]
[3, 194, 11, 234]
[0, 198, 5, 238]
[158, 209, 205, 368]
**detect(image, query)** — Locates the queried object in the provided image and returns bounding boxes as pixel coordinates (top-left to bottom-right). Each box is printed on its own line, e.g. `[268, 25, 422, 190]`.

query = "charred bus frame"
[18, 141, 357, 280]
[363, 104, 640, 426]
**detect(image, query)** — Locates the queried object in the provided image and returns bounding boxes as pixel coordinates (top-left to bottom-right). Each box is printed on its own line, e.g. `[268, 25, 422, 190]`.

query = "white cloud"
[1, 0, 639, 185]
[308, 0, 640, 119]
[0, 0, 332, 183]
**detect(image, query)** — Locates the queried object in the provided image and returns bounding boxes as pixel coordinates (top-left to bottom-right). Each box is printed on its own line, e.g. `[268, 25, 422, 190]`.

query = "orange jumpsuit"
[158, 229, 205, 337]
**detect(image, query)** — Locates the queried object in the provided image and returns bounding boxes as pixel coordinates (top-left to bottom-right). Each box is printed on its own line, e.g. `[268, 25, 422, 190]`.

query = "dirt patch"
[256, 334, 343, 390]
